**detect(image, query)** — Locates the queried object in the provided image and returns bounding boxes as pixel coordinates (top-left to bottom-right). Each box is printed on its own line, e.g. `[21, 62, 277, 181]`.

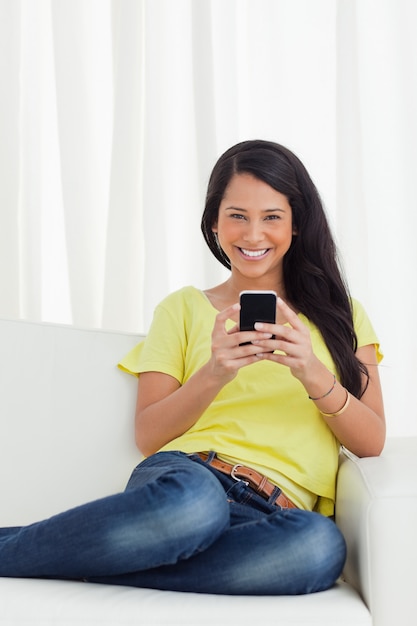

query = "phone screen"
[239, 290, 277, 332]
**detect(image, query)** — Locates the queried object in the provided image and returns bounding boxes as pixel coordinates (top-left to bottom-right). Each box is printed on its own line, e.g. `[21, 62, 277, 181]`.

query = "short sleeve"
[352, 298, 383, 363]
[118, 341, 145, 377]
[117, 291, 187, 382]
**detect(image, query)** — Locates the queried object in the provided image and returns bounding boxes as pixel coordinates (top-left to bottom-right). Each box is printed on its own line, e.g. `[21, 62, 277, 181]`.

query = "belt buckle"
[231, 464, 249, 486]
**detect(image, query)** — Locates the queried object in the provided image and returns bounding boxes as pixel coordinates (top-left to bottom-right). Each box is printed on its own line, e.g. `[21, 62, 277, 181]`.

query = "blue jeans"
[0, 451, 346, 594]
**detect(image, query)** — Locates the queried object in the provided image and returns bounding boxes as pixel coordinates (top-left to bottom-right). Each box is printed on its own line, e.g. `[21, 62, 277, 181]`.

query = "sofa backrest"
[0, 318, 143, 525]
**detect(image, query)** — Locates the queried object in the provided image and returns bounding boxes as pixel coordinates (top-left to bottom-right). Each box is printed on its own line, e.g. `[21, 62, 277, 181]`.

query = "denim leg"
[0, 452, 229, 579]
[91, 504, 346, 595]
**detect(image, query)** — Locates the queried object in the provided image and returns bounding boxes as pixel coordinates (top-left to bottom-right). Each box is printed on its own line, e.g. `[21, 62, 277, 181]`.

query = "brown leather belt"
[196, 452, 298, 510]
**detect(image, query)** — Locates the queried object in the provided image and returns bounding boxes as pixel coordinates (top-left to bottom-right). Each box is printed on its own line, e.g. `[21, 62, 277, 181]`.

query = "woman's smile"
[238, 247, 271, 259]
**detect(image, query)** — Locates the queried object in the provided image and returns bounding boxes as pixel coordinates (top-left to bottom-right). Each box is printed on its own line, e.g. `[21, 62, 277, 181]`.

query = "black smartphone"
[239, 291, 277, 342]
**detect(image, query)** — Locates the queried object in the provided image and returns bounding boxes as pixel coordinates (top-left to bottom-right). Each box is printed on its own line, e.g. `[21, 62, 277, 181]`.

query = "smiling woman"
[2, 139, 369, 595]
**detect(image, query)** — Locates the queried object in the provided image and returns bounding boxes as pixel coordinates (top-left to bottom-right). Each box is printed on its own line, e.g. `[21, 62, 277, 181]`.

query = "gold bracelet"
[320, 388, 351, 418]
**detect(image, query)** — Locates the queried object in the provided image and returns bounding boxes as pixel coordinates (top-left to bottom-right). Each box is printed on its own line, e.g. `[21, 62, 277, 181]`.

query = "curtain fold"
[51, 0, 113, 327]
[0, 0, 416, 435]
[100, 0, 145, 332]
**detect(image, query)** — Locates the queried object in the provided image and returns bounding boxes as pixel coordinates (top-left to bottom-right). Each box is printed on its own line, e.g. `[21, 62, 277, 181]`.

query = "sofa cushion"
[0, 578, 371, 626]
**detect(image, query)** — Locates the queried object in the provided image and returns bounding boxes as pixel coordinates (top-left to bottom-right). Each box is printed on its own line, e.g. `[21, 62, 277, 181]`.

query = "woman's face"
[213, 173, 295, 284]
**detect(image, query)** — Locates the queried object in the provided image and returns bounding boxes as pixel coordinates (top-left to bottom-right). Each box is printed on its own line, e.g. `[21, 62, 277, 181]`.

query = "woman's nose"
[243, 221, 264, 244]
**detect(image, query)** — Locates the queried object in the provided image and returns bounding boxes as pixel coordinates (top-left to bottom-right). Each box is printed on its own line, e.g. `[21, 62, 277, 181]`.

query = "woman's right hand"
[207, 303, 273, 384]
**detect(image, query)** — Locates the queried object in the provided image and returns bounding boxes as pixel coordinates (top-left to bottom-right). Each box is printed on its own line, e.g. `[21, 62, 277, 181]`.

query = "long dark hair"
[201, 139, 368, 398]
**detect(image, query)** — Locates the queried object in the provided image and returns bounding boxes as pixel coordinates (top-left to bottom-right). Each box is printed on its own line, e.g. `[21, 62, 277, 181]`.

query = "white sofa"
[0, 318, 416, 626]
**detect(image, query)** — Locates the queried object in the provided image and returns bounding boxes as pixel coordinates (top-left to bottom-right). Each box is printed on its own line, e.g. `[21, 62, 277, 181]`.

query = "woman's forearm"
[300, 347, 385, 457]
[135, 364, 226, 456]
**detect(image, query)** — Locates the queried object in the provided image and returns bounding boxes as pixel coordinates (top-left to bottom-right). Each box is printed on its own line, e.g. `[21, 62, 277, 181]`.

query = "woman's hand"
[250, 297, 319, 383]
[207, 303, 274, 383]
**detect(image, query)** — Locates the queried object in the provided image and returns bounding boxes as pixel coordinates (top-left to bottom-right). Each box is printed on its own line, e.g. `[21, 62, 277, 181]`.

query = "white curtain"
[0, 0, 416, 436]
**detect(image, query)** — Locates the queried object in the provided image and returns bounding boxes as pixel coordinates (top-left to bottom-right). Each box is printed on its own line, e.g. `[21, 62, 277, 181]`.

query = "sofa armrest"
[335, 437, 417, 626]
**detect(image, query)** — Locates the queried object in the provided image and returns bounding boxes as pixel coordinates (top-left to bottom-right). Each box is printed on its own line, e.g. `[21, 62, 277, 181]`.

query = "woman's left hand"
[251, 297, 319, 382]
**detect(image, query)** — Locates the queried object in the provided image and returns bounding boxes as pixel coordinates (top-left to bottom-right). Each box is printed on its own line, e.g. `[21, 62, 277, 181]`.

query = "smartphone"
[239, 290, 277, 342]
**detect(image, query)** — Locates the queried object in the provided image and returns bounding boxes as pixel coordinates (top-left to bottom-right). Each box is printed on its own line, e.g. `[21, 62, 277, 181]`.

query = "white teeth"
[241, 248, 268, 257]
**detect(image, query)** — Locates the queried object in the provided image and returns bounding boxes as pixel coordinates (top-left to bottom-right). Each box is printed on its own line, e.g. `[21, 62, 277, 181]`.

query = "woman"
[0, 140, 385, 595]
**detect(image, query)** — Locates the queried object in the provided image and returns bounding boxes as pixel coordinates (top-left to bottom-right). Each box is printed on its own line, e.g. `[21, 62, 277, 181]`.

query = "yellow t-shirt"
[119, 286, 382, 516]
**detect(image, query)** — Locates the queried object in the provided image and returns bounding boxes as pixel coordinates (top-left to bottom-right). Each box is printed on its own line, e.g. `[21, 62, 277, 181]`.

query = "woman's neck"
[204, 276, 287, 312]
[225, 276, 286, 300]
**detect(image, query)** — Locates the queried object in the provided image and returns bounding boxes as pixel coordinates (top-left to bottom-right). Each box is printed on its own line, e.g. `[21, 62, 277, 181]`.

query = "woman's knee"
[285, 511, 347, 593]
[245, 510, 346, 595]
[126, 454, 230, 553]
[160, 463, 230, 545]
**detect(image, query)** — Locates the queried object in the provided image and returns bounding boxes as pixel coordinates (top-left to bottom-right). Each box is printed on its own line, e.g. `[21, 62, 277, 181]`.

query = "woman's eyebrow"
[224, 206, 287, 212]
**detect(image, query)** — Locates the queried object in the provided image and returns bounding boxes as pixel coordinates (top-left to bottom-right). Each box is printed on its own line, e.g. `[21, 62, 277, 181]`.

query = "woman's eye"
[231, 213, 246, 220]
[265, 214, 281, 221]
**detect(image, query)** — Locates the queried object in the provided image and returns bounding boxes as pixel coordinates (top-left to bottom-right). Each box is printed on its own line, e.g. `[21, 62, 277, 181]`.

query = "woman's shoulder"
[157, 286, 206, 310]
[350, 297, 383, 357]
[154, 287, 213, 324]
[350, 297, 370, 324]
